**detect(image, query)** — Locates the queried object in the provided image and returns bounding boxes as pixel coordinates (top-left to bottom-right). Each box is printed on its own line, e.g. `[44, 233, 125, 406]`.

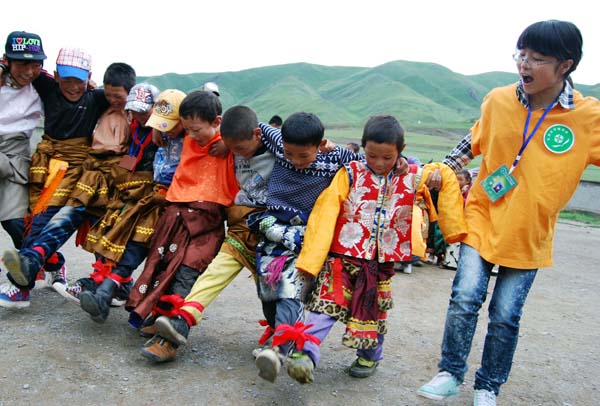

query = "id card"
[481, 164, 517, 203]
[119, 155, 137, 171]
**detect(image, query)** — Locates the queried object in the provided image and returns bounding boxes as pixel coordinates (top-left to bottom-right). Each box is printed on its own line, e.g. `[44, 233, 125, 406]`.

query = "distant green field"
[326, 127, 600, 182]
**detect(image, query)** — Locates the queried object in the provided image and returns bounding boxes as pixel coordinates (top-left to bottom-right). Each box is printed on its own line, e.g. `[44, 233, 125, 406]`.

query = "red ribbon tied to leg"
[271, 321, 321, 350]
[258, 319, 275, 345]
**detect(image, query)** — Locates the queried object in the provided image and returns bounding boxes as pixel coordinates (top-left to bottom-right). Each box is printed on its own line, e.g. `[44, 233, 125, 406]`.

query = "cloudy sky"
[9, 0, 599, 85]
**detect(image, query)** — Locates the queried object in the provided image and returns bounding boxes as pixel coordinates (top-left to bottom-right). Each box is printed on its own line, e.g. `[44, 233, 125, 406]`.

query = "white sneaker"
[474, 389, 496, 406]
[402, 264, 413, 274]
[255, 348, 281, 383]
[50, 264, 68, 292]
[417, 371, 460, 400]
[33, 270, 52, 290]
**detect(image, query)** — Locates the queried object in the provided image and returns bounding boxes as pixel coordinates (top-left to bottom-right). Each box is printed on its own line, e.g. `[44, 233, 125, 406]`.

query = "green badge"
[481, 164, 518, 203]
[544, 124, 574, 154]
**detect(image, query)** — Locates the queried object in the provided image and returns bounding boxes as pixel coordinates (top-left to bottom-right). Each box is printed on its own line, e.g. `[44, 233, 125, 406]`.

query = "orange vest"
[166, 133, 238, 206]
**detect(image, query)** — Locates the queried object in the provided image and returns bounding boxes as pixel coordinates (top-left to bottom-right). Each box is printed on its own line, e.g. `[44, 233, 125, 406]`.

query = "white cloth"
[0, 83, 43, 139]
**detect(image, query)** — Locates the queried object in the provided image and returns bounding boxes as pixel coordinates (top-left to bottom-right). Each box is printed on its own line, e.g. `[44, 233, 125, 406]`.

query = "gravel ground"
[0, 221, 598, 405]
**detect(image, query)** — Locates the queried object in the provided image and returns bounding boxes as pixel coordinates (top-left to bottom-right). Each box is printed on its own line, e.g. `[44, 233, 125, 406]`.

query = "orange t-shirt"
[464, 85, 600, 269]
[166, 133, 238, 206]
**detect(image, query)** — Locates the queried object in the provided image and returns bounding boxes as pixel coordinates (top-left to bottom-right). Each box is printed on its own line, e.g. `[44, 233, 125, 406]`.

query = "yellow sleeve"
[296, 167, 350, 276]
[419, 163, 468, 243]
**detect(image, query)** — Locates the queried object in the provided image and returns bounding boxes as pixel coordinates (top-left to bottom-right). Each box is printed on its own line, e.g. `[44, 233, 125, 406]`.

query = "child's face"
[457, 174, 469, 189]
[224, 130, 262, 160]
[364, 140, 399, 176]
[181, 116, 220, 146]
[55, 72, 88, 102]
[515, 48, 573, 97]
[104, 84, 128, 110]
[130, 110, 153, 127]
[282, 141, 321, 170]
[164, 121, 184, 138]
[8, 60, 42, 87]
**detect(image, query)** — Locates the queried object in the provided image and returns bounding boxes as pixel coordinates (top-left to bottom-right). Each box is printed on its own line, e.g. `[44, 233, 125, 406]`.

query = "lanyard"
[128, 125, 153, 159]
[509, 100, 556, 174]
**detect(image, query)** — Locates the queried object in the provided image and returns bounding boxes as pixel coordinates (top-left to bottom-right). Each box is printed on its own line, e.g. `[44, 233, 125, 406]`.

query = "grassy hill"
[139, 60, 599, 130]
[138, 61, 600, 181]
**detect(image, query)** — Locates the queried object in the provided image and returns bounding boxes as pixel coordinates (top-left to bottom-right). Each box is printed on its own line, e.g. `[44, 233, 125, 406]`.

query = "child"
[76, 88, 190, 324]
[285, 115, 465, 383]
[141, 105, 276, 362]
[0, 31, 46, 307]
[125, 91, 238, 335]
[251, 112, 363, 382]
[268, 114, 282, 128]
[54, 84, 164, 310]
[2, 47, 109, 304]
[418, 20, 600, 406]
[456, 168, 472, 204]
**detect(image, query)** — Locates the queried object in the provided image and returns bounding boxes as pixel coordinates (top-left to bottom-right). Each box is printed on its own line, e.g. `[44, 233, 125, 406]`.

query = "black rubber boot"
[80, 278, 117, 323]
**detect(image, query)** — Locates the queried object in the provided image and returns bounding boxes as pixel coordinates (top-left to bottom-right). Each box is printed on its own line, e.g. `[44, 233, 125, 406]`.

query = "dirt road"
[0, 221, 598, 405]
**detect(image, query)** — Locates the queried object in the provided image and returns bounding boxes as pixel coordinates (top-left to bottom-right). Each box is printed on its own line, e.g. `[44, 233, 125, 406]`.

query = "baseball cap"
[200, 81, 220, 96]
[4, 31, 47, 61]
[56, 47, 92, 81]
[146, 89, 186, 132]
[125, 83, 160, 113]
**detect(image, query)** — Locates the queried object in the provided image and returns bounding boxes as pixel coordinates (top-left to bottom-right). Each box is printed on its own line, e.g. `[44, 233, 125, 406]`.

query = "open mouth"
[521, 75, 534, 84]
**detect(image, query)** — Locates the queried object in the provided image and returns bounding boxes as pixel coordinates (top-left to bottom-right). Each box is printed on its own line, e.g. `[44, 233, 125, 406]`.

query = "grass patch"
[559, 210, 600, 227]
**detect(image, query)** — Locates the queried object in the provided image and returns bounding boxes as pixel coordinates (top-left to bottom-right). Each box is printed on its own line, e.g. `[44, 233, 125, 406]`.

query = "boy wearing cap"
[127, 90, 238, 343]
[0, 31, 46, 307]
[2, 47, 112, 300]
[63, 84, 182, 324]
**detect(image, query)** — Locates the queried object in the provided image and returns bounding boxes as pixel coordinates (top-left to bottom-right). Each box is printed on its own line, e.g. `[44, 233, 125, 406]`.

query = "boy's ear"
[319, 138, 328, 148]
[399, 143, 406, 154]
[252, 127, 262, 140]
[212, 115, 222, 127]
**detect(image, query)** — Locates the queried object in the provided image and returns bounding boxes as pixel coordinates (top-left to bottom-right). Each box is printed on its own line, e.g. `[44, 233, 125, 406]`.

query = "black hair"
[221, 105, 258, 140]
[281, 112, 325, 146]
[516, 20, 583, 77]
[103, 62, 136, 93]
[268, 114, 283, 127]
[347, 142, 360, 153]
[179, 90, 222, 123]
[457, 169, 472, 183]
[361, 115, 405, 153]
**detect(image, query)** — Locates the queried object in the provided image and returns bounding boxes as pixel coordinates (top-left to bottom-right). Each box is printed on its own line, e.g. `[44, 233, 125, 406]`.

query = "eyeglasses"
[512, 52, 555, 68]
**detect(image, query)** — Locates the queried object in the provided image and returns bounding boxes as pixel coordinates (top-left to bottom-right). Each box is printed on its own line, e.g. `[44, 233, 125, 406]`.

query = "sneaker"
[50, 264, 68, 292]
[255, 348, 281, 383]
[139, 314, 158, 338]
[33, 269, 52, 290]
[155, 316, 190, 346]
[109, 297, 126, 307]
[402, 264, 413, 274]
[0, 282, 30, 309]
[417, 371, 461, 400]
[140, 335, 178, 363]
[286, 352, 314, 384]
[2, 249, 35, 287]
[474, 389, 497, 406]
[252, 347, 266, 359]
[347, 356, 379, 378]
[54, 281, 83, 305]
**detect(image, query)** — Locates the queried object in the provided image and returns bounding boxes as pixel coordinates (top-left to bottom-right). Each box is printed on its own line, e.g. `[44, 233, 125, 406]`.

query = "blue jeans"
[438, 243, 537, 395]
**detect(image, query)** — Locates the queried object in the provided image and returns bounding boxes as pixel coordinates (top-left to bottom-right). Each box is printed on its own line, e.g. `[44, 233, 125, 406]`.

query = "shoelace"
[0, 283, 19, 296]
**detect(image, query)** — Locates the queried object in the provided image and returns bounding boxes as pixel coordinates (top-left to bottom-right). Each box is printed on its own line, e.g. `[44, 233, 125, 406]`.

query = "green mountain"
[139, 61, 599, 131]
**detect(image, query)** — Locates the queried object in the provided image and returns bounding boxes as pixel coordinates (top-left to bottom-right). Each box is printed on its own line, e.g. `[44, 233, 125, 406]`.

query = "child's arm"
[296, 166, 351, 276]
[258, 123, 283, 157]
[419, 163, 467, 243]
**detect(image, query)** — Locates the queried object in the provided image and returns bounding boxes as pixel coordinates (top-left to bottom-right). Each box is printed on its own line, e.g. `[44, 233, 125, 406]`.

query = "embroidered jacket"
[328, 161, 417, 263]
